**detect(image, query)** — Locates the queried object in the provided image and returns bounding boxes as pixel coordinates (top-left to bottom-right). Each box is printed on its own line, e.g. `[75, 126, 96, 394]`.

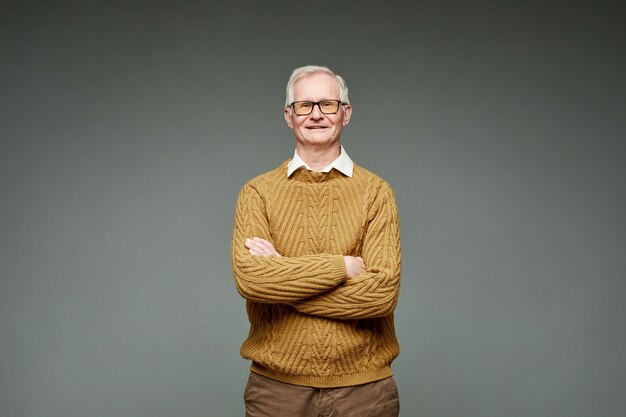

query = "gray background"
[1, 1, 624, 416]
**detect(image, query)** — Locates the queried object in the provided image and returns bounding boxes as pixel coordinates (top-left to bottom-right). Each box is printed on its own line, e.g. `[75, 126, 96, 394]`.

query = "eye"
[298, 102, 312, 109]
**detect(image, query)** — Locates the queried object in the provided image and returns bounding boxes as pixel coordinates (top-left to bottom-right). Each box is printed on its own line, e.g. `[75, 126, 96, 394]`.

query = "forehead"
[292, 73, 340, 100]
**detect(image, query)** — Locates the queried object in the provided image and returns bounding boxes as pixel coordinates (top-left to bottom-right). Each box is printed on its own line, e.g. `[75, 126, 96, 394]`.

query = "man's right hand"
[343, 256, 365, 279]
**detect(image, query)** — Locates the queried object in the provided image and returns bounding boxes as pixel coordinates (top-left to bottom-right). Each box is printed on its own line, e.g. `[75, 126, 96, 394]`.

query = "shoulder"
[352, 162, 396, 196]
[352, 163, 399, 221]
[238, 159, 290, 197]
[246, 159, 289, 186]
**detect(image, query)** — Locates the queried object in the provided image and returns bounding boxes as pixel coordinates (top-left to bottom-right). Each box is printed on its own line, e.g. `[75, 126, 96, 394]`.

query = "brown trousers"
[244, 372, 400, 417]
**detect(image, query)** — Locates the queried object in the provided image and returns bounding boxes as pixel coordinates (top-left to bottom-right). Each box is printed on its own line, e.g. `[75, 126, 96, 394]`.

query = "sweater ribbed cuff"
[330, 254, 348, 283]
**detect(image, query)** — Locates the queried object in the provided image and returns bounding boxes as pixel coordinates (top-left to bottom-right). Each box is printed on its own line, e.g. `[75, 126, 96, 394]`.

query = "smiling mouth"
[307, 126, 327, 129]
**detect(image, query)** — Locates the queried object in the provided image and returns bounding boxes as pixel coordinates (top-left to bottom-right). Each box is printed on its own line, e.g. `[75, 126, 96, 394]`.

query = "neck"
[296, 143, 341, 172]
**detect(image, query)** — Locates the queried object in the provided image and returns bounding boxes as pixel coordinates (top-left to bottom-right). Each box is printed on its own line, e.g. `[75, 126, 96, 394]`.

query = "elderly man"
[231, 65, 401, 416]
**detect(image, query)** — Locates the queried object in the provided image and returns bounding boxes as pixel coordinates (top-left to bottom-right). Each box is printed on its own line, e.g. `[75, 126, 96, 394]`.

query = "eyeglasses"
[290, 100, 345, 116]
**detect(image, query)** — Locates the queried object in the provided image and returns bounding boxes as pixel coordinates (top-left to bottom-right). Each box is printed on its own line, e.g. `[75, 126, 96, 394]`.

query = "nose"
[309, 103, 324, 119]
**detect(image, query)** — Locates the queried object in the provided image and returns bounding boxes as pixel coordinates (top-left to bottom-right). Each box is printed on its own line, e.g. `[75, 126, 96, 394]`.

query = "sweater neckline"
[288, 165, 349, 183]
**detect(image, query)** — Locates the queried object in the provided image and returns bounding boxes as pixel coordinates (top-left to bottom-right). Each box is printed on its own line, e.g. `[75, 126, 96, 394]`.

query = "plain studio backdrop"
[1, 1, 624, 416]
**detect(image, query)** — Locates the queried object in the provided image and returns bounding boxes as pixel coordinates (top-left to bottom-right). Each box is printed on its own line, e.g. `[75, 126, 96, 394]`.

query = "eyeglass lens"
[293, 100, 341, 115]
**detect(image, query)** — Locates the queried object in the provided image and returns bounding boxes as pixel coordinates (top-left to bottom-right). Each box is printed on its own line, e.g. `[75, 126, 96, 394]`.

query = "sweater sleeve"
[291, 183, 401, 319]
[231, 183, 347, 303]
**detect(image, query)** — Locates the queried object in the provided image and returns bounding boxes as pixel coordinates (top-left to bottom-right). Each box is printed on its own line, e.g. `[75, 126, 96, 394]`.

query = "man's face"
[284, 73, 352, 148]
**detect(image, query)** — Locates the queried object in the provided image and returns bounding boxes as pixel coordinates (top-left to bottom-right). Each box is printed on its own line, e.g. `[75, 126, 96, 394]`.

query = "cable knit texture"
[232, 159, 401, 388]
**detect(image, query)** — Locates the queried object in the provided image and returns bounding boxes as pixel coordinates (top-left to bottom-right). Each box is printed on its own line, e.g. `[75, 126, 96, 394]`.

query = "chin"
[304, 133, 336, 143]
[304, 138, 335, 147]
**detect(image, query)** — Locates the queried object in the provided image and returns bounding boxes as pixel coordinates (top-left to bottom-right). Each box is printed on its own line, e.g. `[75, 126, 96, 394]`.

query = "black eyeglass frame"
[289, 99, 347, 115]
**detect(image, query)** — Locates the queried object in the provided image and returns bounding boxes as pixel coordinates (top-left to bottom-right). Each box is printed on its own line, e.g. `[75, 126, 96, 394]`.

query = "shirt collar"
[287, 145, 353, 178]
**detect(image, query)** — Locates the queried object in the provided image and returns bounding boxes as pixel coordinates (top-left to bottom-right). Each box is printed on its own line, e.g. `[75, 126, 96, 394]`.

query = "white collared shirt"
[287, 145, 354, 178]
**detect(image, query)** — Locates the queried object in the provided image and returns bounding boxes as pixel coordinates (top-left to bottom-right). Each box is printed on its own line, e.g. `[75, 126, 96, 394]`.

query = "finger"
[250, 247, 273, 257]
[252, 246, 270, 256]
[246, 238, 281, 257]
[252, 237, 280, 256]
[245, 239, 267, 253]
[245, 238, 259, 248]
[246, 241, 269, 256]
[252, 237, 275, 251]
[247, 238, 271, 252]
[252, 237, 271, 247]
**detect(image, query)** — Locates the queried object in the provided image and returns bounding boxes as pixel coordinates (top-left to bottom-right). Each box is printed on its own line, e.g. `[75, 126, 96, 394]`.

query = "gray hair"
[285, 65, 350, 107]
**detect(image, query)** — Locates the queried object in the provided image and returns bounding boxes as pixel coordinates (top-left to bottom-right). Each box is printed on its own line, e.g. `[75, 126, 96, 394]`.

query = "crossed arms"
[231, 182, 401, 320]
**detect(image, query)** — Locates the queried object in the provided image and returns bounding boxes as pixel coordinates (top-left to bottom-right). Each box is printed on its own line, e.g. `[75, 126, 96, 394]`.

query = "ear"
[342, 104, 352, 126]
[284, 107, 293, 129]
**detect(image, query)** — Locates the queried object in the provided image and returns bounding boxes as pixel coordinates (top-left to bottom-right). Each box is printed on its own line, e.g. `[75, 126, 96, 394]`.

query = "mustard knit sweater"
[231, 159, 401, 388]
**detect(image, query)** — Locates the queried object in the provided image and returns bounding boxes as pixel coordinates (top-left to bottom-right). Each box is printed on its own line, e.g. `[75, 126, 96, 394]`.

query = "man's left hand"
[245, 237, 282, 257]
